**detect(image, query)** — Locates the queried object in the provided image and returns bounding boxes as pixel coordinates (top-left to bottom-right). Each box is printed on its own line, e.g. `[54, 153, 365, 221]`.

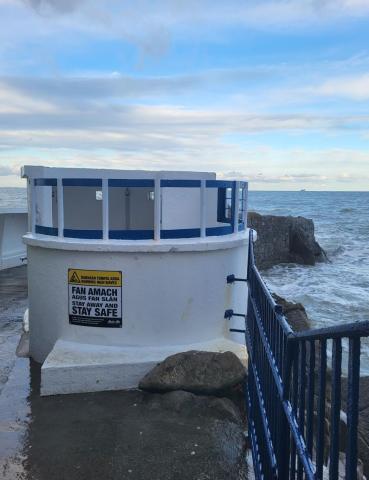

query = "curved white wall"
[0, 210, 27, 270]
[26, 233, 249, 364]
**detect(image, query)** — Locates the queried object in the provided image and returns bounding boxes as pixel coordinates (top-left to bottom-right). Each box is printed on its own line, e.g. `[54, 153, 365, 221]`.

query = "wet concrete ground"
[0, 266, 252, 480]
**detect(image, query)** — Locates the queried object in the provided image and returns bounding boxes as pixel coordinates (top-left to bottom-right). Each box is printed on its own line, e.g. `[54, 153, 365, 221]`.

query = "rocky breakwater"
[247, 211, 327, 270]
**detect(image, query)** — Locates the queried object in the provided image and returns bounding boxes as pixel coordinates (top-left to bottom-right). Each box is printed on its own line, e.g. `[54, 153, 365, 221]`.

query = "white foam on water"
[249, 191, 369, 374]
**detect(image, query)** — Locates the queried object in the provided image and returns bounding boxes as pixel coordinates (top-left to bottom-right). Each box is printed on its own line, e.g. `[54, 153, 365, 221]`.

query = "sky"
[1, 0, 369, 190]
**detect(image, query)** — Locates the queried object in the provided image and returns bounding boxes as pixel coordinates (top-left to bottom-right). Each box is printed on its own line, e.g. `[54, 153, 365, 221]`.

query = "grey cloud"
[2, 67, 279, 104]
[24, 0, 84, 14]
[0, 106, 367, 134]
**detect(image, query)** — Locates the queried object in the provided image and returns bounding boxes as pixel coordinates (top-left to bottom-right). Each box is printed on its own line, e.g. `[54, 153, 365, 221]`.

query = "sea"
[0, 188, 368, 372]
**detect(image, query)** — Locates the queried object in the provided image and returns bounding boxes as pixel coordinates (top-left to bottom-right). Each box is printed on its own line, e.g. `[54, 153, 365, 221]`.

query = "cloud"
[312, 73, 369, 101]
[7, 0, 369, 61]
[24, 0, 84, 14]
[22, 0, 369, 27]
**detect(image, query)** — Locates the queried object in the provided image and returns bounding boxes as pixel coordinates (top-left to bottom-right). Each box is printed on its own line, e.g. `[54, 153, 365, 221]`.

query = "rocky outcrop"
[139, 350, 246, 395]
[247, 211, 327, 270]
[273, 294, 311, 331]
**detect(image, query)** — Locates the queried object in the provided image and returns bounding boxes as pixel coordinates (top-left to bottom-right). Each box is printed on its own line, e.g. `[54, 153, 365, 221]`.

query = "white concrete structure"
[22, 165, 249, 396]
[0, 209, 27, 270]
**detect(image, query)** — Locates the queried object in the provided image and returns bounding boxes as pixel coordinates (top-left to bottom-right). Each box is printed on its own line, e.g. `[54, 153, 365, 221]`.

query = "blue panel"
[161, 228, 201, 239]
[206, 180, 234, 188]
[238, 222, 246, 231]
[63, 229, 103, 239]
[109, 229, 154, 240]
[206, 225, 233, 236]
[62, 178, 102, 187]
[34, 178, 57, 187]
[160, 179, 201, 188]
[35, 225, 58, 236]
[108, 179, 154, 188]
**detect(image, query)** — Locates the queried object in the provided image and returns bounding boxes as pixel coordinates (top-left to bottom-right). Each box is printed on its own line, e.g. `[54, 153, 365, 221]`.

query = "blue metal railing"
[236, 234, 369, 479]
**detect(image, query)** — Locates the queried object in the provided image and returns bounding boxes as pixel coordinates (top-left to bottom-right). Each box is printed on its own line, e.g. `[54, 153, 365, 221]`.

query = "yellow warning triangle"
[69, 271, 81, 283]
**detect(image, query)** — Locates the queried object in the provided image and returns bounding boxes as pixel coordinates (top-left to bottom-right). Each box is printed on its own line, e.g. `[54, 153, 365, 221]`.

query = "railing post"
[233, 181, 240, 233]
[244, 182, 248, 225]
[200, 179, 206, 238]
[57, 178, 64, 238]
[346, 337, 361, 479]
[30, 179, 36, 235]
[278, 335, 294, 478]
[154, 178, 161, 241]
[102, 179, 109, 241]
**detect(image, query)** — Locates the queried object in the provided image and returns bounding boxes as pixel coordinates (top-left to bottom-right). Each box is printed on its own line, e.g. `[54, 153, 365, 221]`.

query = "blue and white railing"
[30, 176, 248, 241]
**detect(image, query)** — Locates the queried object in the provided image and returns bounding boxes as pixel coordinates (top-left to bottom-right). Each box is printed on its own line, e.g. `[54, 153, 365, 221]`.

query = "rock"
[139, 350, 246, 395]
[273, 294, 311, 332]
[247, 211, 327, 270]
[146, 390, 243, 425]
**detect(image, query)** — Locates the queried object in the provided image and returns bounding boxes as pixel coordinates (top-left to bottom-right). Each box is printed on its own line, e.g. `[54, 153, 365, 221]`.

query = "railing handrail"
[248, 232, 294, 337]
[291, 320, 369, 341]
[245, 232, 369, 479]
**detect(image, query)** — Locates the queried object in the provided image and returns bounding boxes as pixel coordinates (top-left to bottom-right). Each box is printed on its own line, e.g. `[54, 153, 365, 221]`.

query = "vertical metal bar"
[290, 346, 299, 479]
[278, 337, 293, 479]
[30, 179, 36, 234]
[57, 178, 64, 238]
[154, 177, 161, 241]
[306, 340, 315, 457]
[233, 181, 240, 233]
[329, 338, 342, 480]
[244, 182, 248, 225]
[345, 337, 361, 479]
[200, 179, 206, 238]
[102, 179, 109, 240]
[316, 339, 327, 479]
[27, 178, 32, 233]
[297, 341, 306, 480]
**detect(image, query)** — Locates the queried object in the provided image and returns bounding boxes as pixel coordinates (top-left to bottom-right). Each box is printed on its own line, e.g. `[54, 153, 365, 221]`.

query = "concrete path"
[0, 266, 252, 480]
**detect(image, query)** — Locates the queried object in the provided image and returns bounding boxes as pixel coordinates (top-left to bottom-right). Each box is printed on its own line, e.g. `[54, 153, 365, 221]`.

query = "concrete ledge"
[23, 230, 248, 253]
[41, 338, 247, 396]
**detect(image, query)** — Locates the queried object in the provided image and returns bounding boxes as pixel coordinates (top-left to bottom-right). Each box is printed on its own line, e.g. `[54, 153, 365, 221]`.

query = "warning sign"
[68, 269, 122, 328]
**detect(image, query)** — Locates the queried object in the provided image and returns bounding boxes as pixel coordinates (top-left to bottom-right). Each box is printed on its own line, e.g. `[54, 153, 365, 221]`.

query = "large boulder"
[139, 350, 246, 395]
[248, 211, 327, 270]
[273, 294, 311, 332]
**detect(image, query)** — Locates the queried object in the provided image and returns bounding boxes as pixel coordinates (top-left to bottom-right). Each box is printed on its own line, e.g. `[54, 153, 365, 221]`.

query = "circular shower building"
[22, 165, 250, 395]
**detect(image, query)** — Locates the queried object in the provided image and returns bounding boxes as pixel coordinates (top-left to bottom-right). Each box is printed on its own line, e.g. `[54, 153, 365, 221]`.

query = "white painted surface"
[23, 166, 250, 395]
[22, 165, 216, 181]
[41, 338, 247, 395]
[34, 185, 53, 227]
[0, 211, 28, 270]
[27, 232, 248, 365]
